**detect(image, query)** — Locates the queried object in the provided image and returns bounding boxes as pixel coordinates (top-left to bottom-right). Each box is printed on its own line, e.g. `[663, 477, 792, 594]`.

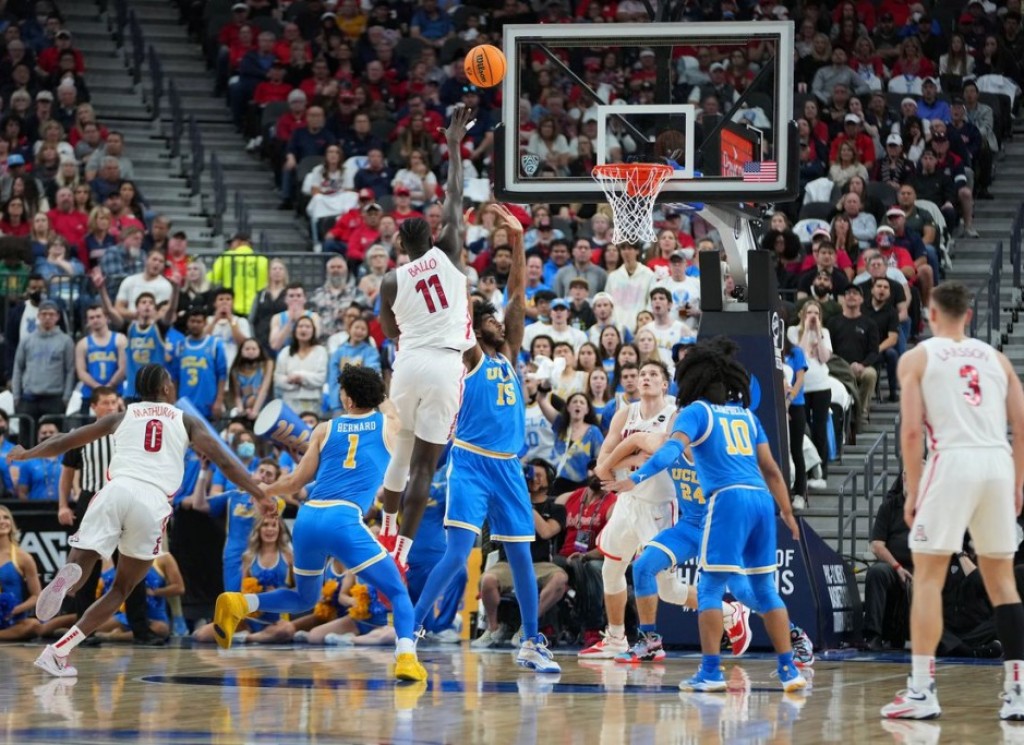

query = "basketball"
[464, 44, 507, 88]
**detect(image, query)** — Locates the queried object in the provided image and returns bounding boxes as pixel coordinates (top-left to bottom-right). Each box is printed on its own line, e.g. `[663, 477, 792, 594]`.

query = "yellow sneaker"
[394, 653, 427, 682]
[213, 593, 249, 650]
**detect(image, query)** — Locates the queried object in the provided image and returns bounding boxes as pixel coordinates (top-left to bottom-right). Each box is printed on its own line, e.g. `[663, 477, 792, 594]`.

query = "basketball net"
[592, 163, 674, 244]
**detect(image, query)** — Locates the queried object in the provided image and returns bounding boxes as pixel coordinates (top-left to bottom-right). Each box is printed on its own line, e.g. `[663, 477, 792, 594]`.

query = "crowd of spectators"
[1, 0, 1024, 644]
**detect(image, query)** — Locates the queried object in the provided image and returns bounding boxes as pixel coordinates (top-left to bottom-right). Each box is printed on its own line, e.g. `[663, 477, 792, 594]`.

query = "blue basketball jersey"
[82, 333, 120, 401]
[674, 400, 769, 496]
[125, 322, 165, 398]
[234, 367, 265, 412]
[178, 336, 226, 417]
[0, 545, 26, 625]
[307, 411, 390, 513]
[455, 353, 525, 456]
[669, 453, 706, 525]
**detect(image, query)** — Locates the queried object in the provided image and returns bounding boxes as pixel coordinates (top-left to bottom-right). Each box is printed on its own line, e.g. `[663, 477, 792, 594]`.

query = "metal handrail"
[148, 46, 164, 122]
[836, 430, 897, 561]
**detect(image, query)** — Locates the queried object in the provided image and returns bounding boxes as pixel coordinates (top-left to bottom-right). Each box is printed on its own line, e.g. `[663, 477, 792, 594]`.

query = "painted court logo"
[521, 154, 540, 177]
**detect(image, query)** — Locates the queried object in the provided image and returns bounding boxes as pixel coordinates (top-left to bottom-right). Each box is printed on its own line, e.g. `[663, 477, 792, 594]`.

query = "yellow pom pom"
[241, 577, 262, 595]
[349, 583, 371, 621]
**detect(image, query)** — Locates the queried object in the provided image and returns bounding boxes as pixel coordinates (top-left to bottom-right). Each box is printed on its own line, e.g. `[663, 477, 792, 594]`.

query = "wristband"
[893, 562, 902, 571]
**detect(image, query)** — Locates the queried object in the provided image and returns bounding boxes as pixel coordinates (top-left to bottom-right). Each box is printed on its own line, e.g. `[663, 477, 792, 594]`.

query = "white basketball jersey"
[393, 247, 474, 352]
[919, 337, 1010, 452]
[617, 400, 677, 503]
[108, 402, 189, 495]
[524, 401, 556, 464]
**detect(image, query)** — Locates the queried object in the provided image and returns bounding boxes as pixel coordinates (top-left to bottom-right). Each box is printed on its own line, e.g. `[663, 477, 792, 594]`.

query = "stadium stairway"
[66, 1, 308, 252]
[803, 124, 1024, 569]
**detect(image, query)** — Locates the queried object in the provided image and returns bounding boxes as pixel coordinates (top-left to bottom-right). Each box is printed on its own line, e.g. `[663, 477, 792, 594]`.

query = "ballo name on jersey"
[130, 405, 180, 419]
[936, 346, 990, 362]
[406, 256, 439, 278]
[335, 420, 379, 433]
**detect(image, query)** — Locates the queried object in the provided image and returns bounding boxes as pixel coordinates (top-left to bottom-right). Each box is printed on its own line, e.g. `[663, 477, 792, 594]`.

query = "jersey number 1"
[414, 274, 450, 314]
[143, 420, 164, 453]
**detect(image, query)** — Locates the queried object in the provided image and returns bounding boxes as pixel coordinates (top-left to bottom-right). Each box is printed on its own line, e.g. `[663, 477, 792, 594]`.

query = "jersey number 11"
[415, 275, 450, 314]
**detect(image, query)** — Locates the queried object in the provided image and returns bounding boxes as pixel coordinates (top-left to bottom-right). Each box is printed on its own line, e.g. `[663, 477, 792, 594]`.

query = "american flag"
[742, 161, 777, 183]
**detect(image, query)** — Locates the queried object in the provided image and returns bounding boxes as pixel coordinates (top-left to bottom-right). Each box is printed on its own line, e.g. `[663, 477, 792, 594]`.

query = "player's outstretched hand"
[5, 445, 26, 464]
[782, 510, 800, 541]
[439, 103, 474, 144]
[255, 494, 278, 516]
[489, 203, 523, 236]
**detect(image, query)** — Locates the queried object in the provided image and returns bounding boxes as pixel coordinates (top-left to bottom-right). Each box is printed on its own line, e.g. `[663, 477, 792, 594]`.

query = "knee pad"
[749, 572, 785, 614]
[382, 429, 414, 492]
[601, 557, 628, 595]
[696, 571, 729, 613]
[656, 570, 690, 607]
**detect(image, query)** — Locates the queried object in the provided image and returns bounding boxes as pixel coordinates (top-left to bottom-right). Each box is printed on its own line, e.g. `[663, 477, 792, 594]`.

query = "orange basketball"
[464, 44, 507, 89]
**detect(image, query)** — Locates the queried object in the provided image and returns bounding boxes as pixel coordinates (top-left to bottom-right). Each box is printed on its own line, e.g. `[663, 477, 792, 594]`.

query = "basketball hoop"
[592, 163, 674, 244]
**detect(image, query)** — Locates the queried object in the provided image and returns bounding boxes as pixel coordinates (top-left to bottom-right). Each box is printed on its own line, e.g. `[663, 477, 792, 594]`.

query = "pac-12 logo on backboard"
[521, 154, 540, 177]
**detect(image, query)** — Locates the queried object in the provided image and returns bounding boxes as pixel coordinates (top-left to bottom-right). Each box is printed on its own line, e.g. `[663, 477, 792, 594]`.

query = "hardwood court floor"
[0, 642, 1020, 744]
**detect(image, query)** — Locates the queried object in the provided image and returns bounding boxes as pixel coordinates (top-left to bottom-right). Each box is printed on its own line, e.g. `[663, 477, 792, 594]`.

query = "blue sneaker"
[172, 615, 188, 638]
[777, 663, 807, 693]
[516, 635, 562, 673]
[680, 667, 727, 692]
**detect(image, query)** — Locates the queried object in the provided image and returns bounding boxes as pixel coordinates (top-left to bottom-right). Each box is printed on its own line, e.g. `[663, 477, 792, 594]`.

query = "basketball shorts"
[596, 492, 678, 562]
[701, 486, 777, 575]
[646, 516, 703, 567]
[69, 476, 172, 560]
[912, 448, 1018, 557]
[291, 501, 387, 577]
[444, 447, 535, 542]
[389, 348, 466, 444]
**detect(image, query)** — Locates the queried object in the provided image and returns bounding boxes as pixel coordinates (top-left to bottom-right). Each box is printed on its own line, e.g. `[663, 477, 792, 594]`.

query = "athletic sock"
[912, 655, 935, 691]
[382, 511, 399, 537]
[395, 535, 413, 564]
[778, 650, 795, 671]
[721, 602, 735, 627]
[639, 623, 657, 636]
[53, 625, 87, 656]
[608, 624, 625, 639]
[700, 654, 721, 675]
[1005, 660, 1024, 690]
[244, 594, 259, 613]
[395, 637, 416, 655]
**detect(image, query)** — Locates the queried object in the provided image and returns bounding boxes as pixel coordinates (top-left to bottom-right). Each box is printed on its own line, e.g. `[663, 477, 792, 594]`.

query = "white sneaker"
[578, 629, 629, 659]
[881, 678, 942, 719]
[34, 646, 78, 678]
[430, 628, 462, 644]
[880, 720, 942, 745]
[807, 478, 828, 491]
[471, 627, 504, 649]
[724, 601, 752, 656]
[791, 495, 806, 511]
[510, 625, 524, 648]
[292, 631, 310, 643]
[36, 564, 82, 622]
[1002, 683, 1024, 721]
[516, 635, 561, 673]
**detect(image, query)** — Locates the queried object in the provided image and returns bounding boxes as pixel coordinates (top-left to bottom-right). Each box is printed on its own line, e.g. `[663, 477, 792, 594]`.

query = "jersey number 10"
[415, 275, 450, 314]
[719, 418, 753, 456]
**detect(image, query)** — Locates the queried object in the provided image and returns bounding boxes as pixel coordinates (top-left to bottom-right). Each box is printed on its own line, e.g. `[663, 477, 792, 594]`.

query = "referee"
[57, 386, 159, 645]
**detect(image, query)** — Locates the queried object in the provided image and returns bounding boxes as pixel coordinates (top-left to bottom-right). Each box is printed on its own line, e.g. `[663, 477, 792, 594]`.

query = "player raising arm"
[9, 364, 268, 678]
[604, 338, 804, 693]
[376, 103, 477, 571]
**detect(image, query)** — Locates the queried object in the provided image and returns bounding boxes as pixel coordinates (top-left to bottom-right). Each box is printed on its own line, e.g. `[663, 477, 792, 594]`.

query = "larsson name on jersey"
[335, 420, 379, 434]
[936, 346, 990, 362]
[407, 256, 439, 278]
[130, 405, 180, 419]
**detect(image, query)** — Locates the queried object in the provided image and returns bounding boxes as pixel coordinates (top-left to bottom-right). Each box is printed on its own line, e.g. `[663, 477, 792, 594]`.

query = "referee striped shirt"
[61, 434, 115, 494]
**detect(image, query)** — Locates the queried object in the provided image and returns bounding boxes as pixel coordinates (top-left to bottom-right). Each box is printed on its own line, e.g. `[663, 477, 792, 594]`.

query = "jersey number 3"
[414, 274, 450, 314]
[960, 364, 982, 406]
[143, 420, 164, 452]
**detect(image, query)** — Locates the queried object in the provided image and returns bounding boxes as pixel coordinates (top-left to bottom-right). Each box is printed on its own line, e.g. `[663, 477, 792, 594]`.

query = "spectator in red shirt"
[164, 230, 189, 285]
[299, 56, 333, 101]
[336, 201, 382, 273]
[246, 62, 292, 144]
[323, 188, 375, 252]
[217, 3, 251, 50]
[36, 29, 84, 77]
[0, 197, 30, 237]
[274, 22, 310, 64]
[227, 24, 256, 75]
[388, 186, 422, 227]
[271, 90, 307, 182]
[829, 113, 876, 169]
[48, 186, 88, 262]
[393, 93, 443, 141]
